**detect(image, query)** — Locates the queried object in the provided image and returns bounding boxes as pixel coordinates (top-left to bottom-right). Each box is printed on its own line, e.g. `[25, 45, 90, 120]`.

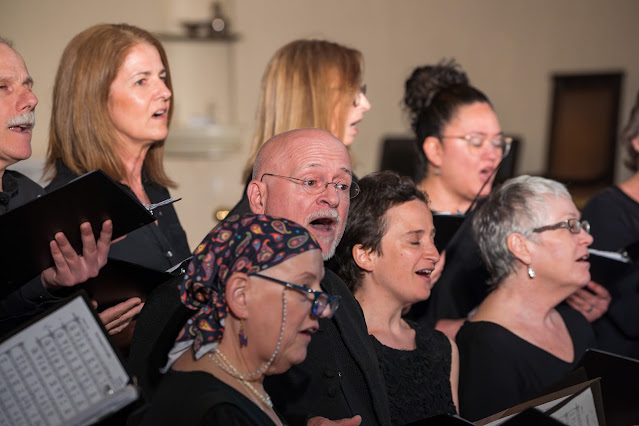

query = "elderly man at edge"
[246, 128, 390, 426]
[0, 38, 139, 335]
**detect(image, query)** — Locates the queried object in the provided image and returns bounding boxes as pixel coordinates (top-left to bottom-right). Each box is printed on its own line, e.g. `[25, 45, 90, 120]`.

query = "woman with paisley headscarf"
[140, 213, 340, 425]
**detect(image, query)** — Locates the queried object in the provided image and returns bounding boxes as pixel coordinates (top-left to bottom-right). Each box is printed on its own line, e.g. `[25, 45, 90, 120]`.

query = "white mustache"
[7, 111, 36, 128]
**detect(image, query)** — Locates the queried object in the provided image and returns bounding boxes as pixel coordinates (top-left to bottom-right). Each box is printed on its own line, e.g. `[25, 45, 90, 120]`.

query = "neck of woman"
[419, 176, 471, 215]
[355, 284, 416, 350]
[116, 142, 152, 203]
[475, 273, 574, 326]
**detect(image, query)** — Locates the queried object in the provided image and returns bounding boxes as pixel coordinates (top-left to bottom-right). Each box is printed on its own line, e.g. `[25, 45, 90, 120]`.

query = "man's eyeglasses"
[440, 133, 513, 158]
[260, 173, 360, 199]
[353, 84, 367, 107]
[252, 273, 341, 318]
[532, 219, 591, 235]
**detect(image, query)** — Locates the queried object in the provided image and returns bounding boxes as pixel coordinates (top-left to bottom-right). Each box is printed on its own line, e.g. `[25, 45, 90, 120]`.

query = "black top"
[582, 185, 639, 252]
[371, 321, 456, 425]
[265, 269, 392, 426]
[46, 160, 190, 271]
[456, 305, 596, 421]
[581, 185, 639, 359]
[141, 369, 283, 425]
[0, 170, 63, 334]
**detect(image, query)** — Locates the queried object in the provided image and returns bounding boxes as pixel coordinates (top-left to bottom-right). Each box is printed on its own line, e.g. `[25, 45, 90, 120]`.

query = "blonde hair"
[242, 39, 363, 182]
[44, 23, 175, 187]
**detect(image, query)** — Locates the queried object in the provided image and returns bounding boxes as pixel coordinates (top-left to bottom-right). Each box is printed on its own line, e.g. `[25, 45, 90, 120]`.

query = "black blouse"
[141, 370, 285, 425]
[371, 321, 456, 425]
[456, 305, 596, 421]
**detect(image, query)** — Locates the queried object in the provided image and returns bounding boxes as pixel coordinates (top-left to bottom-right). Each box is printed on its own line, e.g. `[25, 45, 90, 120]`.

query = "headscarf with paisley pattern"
[173, 212, 320, 360]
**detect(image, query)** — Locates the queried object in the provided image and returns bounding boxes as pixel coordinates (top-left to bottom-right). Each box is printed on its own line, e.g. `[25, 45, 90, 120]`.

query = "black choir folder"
[0, 169, 178, 293]
[587, 248, 634, 291]
[578, 349, 639, 426]
[433, 213, 466, 252]
[0, 292, 139, 426]
[81, 258, 177, 311]
[475, 378, 605, 426]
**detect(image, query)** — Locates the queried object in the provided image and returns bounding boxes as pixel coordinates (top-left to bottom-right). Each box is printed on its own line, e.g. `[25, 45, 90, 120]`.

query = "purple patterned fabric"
[175, 213, 319, 355]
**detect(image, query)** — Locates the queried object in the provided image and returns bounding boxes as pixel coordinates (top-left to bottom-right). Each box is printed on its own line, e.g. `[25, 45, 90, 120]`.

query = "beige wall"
[3, 0, 639, 248]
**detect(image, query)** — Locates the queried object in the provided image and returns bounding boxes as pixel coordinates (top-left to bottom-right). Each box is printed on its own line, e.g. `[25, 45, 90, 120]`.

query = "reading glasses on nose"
[532, 219, 591, 235]
[260, 173, 360, 199]
[252, 273, 341, 318]
[440, 133, 513, 158]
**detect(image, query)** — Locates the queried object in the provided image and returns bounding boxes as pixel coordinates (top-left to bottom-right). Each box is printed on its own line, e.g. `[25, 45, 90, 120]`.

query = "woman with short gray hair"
[456, 175, 597, 421]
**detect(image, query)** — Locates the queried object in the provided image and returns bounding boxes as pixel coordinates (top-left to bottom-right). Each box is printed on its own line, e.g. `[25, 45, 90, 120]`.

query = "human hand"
[41, 220, 112, 291]
[565, 281, 611, 322]
[430, 250, 446, 285]
[307, 416, 362, 426]
[94, 297, 144, 335]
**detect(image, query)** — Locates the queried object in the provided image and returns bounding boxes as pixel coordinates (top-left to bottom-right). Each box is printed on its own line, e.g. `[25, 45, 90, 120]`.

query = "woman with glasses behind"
[403, 59, 513, 336]
[404, 59, 510, 215]
[334, 171, 459, 424]
[141, 213, 339, 425]
[456, 175, 596, 421]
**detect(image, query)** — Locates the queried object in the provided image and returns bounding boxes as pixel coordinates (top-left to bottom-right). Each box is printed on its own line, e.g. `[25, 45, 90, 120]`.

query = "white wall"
[3, 0, 639, 248]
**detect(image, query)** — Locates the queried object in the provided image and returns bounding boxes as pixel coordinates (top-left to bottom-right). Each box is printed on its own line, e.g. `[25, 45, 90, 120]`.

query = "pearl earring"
[527, 265, 535, 279]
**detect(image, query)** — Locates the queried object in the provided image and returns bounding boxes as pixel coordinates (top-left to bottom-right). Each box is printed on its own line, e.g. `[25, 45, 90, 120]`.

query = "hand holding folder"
[0, 170, 178, 296]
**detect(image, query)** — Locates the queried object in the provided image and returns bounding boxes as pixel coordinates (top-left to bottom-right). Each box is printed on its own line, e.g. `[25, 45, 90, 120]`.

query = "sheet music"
[551, 387, 599, 426]
[0, 296, 135, 426]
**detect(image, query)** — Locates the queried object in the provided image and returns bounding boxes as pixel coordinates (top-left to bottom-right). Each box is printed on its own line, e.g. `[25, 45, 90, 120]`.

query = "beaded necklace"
[206, 288, 288, 408]
[209, 350, 273, 409]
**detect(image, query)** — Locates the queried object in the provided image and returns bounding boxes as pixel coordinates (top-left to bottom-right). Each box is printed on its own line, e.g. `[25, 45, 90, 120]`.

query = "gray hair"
[472, 175, 571, 288]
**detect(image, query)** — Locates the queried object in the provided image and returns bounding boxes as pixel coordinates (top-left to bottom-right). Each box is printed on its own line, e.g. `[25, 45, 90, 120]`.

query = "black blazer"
[265, 269, 391, 426]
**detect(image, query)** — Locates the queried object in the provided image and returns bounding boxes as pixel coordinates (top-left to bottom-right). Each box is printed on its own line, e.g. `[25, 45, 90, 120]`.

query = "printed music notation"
[0, 295, 137, 426]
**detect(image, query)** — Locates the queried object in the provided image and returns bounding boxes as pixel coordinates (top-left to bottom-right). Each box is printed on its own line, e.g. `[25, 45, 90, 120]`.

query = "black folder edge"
[433, 213, 466, 252]
[0, 290, 141, 424]
[578, 348, 639, 426]
[587, 248, 633, 291]
[475, 378, 605, 426]
[81, 257, 177, 311]
[0, 169, 156, 291]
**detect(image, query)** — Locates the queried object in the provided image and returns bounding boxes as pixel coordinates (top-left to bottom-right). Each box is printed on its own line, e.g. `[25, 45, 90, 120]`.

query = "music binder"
[578, 348, 639, 426]
[433, 213, 466, 252]
[476, 378, 605, 426]
[81, 258, 178, 310]
[587, 248, 633, 292]
[0, 292, 139, 426]
[0, 169, 170, 292]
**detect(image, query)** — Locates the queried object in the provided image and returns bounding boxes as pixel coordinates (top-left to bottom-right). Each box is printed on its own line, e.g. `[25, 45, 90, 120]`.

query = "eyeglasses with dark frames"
[252, 273, 341, 318]
[439, 133, 513, 159]
[532, 219, 591, 235]
[353, 84, 367, 107]
[260, 173, 360, 199]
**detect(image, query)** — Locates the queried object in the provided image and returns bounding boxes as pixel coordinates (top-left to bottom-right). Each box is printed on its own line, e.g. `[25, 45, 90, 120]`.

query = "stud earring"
[434, 167, 441, 176]
[239, 319, 248, 347]
[527, 265, 535, 279]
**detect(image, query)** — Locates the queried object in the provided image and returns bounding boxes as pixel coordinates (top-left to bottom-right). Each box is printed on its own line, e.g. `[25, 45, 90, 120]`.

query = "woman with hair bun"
[403, 60, 511, 334]
[403, 59, 510, 215]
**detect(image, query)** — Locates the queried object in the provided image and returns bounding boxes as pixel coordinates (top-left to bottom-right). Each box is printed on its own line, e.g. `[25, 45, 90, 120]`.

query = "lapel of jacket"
[322, 269, 392, 426]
